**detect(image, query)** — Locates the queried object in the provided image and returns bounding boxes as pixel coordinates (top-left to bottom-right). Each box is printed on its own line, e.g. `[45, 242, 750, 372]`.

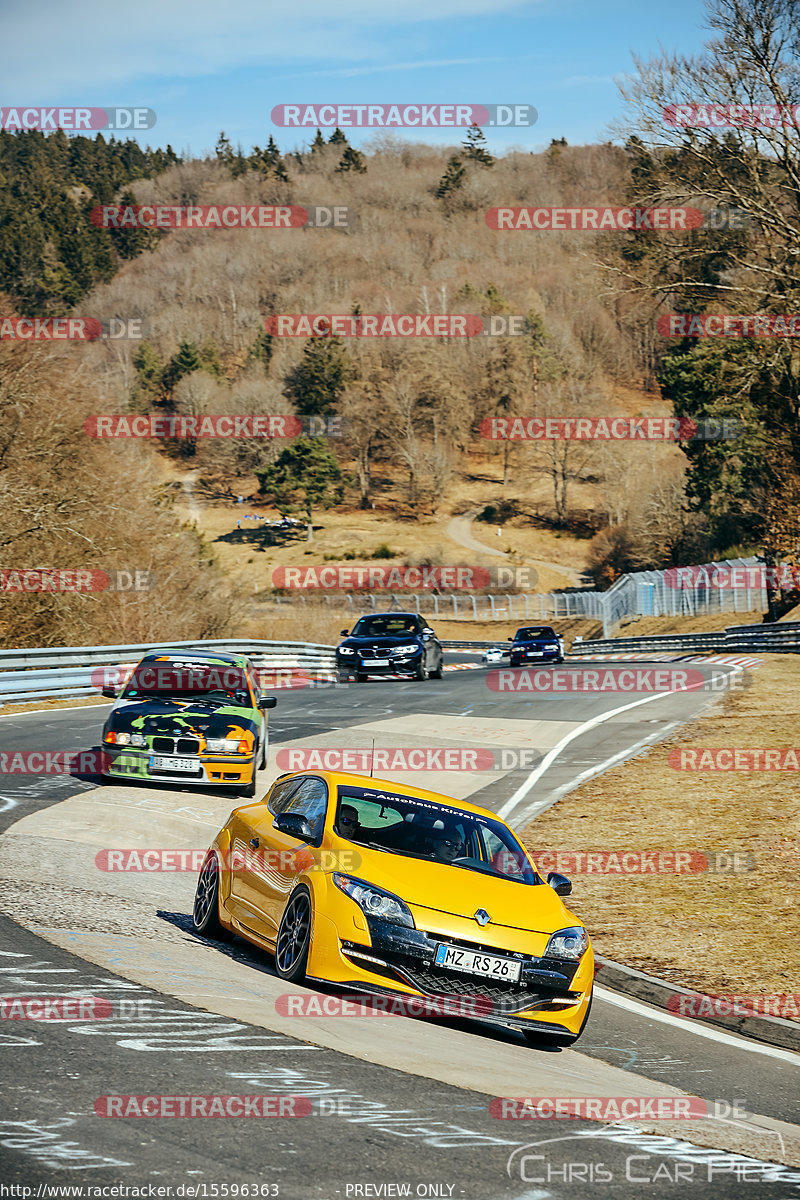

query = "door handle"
[249, 837, 259, 848]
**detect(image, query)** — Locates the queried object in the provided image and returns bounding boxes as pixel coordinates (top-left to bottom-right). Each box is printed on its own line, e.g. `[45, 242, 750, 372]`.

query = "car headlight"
[392, 644, 419, 655]
[546, 643, 559, 650]
[339, 646, 355, 655]
[333, 873, 415, 928]
[104, 730, 130, 745]
[205, 738, 243, 753]
[130, 733, 147, 748]
[544, 926, 590, 961]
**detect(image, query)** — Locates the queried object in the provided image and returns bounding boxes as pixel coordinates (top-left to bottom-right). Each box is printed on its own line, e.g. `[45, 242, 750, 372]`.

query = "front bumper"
[338, 649, 423, 675]
[103, 745, 255, 788]
[307, 901, 592, 1038]
[511, 648, 561, 664]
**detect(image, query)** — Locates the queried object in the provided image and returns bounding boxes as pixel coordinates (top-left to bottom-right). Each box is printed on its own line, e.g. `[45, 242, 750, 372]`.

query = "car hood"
[341, 635, 422, 649]
[515, 638, 558, 647]
[108, 697, 256, 735]
[342, 842, 570, 934]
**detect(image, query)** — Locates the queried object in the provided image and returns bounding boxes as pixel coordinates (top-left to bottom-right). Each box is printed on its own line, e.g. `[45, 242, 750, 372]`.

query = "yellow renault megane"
[192, 770, 594, 1046]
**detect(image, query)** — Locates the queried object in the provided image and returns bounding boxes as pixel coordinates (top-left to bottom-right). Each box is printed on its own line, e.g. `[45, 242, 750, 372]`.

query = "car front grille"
[151, 736, 201, 755]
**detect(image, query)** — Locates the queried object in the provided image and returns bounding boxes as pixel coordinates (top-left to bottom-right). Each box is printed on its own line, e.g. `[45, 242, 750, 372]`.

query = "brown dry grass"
[615, 610, 764, 636]
[520, 655, 800, 1004]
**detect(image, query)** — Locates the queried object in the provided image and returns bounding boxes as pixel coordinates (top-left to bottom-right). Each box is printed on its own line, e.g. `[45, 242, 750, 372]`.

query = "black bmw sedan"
[336, 612, 444, 681]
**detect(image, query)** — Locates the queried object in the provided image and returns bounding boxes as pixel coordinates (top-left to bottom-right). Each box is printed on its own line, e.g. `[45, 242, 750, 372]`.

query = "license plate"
[149, 756, 199, 772]
[526, 650, 544, 657]
[434, 943, 521, 981]
[367, 658, 389, 666]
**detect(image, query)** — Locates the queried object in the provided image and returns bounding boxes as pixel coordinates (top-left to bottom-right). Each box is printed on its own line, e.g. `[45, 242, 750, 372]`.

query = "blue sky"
[2, 0, 715, 155]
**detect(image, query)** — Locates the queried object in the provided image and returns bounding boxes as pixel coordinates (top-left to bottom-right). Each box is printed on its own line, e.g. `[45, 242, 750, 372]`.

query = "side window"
[283, 777, 329, 844]
[268, 777, 304, 815]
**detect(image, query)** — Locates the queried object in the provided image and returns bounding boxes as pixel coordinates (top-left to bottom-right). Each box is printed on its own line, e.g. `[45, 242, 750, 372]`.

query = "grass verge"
[520, 655, 800, 1009]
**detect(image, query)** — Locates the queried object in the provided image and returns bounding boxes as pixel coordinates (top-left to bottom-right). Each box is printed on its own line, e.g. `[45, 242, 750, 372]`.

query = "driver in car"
[338, 804, 362, 838]
[429, 827, 465, 864]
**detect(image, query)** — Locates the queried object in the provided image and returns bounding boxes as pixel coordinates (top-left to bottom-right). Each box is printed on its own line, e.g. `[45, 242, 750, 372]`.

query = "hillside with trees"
[2, 0, 799, 645]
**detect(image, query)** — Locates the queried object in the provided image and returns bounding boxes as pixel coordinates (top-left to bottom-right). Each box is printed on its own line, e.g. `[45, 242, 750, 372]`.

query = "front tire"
[413, 659, 429, 681]
[430, 656, 443, 679]
[193, 853, 232, 941]
[275, 887, 312, 982]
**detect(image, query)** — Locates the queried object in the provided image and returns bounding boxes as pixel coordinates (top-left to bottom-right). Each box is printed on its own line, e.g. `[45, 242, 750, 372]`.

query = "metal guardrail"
[0, 639, 338, 705]
[570, 623, 800, 656]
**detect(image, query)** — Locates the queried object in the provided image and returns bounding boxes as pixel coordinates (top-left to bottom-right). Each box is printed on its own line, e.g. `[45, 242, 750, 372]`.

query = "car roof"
[354, 613, 421, 620]
[138, 648, 251, 669]
[272, 769, 509, 826]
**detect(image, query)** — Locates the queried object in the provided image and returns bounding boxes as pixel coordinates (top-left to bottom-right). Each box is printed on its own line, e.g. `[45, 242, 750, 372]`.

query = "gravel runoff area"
[521, 655, 800, 1013]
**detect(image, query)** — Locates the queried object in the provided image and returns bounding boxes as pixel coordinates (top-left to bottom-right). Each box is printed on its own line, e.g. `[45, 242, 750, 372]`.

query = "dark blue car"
[508, 625, 564, 666]
[337, 612, 444, 682]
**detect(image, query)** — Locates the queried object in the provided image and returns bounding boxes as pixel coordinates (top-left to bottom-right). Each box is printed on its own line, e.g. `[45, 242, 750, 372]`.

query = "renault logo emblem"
[474, 909, 490, 926]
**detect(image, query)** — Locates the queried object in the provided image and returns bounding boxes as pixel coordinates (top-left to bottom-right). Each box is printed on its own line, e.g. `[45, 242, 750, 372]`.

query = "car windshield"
[350, 616, 420, 638]
[515, 627, 555, 640]
[335, 785, 540, 884]
[121, 660, 250, 704]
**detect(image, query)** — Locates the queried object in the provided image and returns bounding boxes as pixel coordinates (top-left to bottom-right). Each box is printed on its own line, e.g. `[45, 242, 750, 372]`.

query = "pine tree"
[162, 340, 202, 395]
[215, 132, 234, 165]
[284, 337, 354, 416]
[255, 437, 345, 526]
[328, 127, 348, 145]
[310, 130, 327, 154]
[462, 125, 494, 167]
[336, 146, 366, 174]
[435, 156, 466, 199]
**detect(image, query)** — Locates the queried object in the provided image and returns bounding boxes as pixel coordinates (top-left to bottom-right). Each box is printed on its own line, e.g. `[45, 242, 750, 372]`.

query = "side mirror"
[547, 871, 572, 897]
[274, 812, 314, 842]
[340, 629, 349, 636]
[101, 686, 118, 699]
[423, 628, 434, 636]
[507, 636, 513, 641]
[259, 694, 277, 709]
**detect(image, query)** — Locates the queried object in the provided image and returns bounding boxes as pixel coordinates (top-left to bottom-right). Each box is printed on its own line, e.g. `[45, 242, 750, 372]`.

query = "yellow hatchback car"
[192, 770, 594, 1047]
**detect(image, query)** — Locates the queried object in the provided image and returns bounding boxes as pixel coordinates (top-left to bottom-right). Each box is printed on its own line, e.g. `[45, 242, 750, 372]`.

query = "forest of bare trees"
[4, 0, 800, 644]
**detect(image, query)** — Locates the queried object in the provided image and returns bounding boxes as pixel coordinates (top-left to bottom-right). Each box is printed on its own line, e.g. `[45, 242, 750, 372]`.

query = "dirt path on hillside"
[445, 507, 583, 587]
